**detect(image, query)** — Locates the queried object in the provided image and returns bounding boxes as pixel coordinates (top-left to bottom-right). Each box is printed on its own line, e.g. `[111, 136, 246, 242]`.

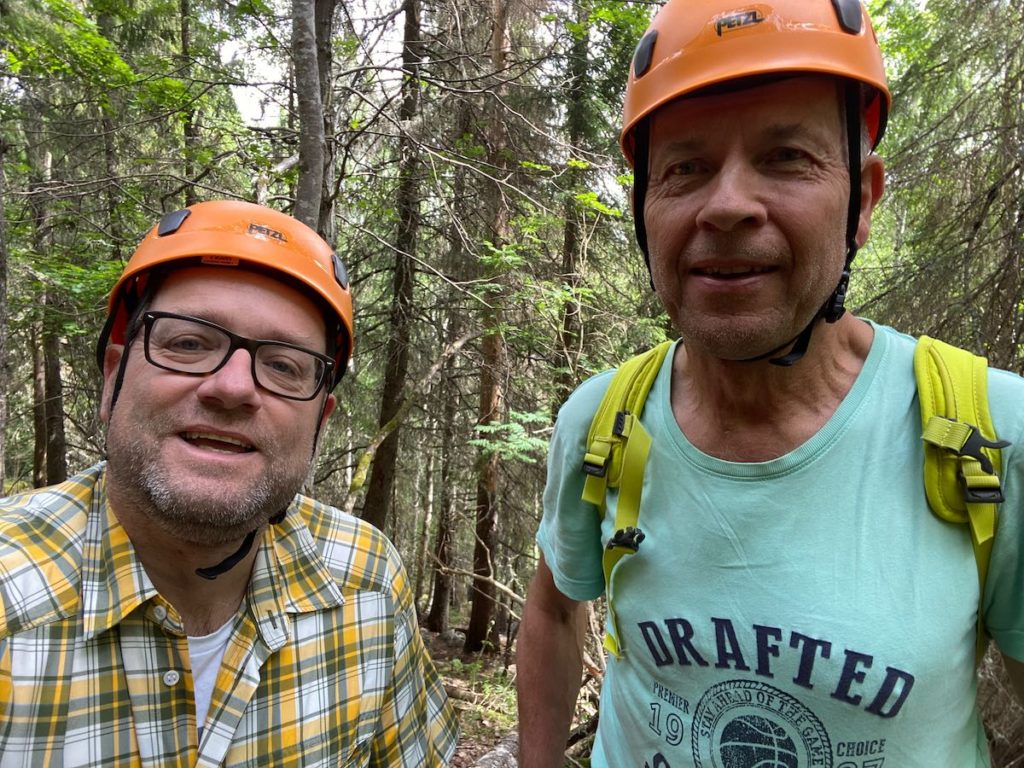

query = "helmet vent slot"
[157, 209, 191, 237]
[632, 30, 658, 78]
[830, 0, 862, 34]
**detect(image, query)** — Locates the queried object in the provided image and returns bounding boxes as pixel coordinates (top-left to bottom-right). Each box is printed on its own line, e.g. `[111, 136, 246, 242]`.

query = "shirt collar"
[79, 470, 160, 640]
[79, 470, 345, 645]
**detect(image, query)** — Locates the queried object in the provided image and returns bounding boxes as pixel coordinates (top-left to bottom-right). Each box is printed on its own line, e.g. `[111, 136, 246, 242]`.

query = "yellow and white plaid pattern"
[0, 464, 458, 767]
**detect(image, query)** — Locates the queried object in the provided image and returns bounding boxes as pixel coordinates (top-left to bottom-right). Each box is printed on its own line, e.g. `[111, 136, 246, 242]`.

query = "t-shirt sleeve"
[979, 366, 1024, 660]
[536, 372, 612, 602]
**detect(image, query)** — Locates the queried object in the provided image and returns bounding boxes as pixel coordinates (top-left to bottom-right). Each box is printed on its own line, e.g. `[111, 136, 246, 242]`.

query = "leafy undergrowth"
[979, 649, 1024, 767]
[425, 630, 518, 767]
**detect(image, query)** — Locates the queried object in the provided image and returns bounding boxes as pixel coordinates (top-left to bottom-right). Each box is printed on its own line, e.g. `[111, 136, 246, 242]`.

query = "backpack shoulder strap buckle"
[959, 424, 1010, 479]
[922, 415, 1009, 503]
[607, 526, 646, 553]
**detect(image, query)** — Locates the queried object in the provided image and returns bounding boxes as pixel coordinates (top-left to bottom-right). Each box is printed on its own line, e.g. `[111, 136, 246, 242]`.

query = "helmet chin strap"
[767, 84, 863, 368]
[764, 266, 851, 367]
[194, 509, 287, 580]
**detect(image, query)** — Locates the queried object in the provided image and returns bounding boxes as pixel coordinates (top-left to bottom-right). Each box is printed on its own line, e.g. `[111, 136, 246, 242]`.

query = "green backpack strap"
[581, 341, 673, 658]
[914, 335, 1010, 663]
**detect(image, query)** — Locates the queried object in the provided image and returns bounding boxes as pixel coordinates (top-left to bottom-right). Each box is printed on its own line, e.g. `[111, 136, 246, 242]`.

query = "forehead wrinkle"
[762, 116, 842, 146]
[654, 117, 838, 154]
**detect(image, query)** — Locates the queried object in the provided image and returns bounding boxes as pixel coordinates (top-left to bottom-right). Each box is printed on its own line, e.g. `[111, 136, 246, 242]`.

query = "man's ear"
[855, 154, 885, 248]
[99, 344, 125, 423]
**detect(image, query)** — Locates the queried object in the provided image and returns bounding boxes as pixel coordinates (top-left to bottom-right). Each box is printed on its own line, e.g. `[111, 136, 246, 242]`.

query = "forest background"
[2, 0, 1023, 763]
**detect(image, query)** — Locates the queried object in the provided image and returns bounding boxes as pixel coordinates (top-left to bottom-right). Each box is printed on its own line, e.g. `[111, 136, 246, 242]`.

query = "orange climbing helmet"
[620, 0, 891, 166]
[97, 200, 354, 388]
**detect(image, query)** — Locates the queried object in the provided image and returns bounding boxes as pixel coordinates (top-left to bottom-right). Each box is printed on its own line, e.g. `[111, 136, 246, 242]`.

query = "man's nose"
[195, 348, 261, 409]
[694, 162, 768, 232]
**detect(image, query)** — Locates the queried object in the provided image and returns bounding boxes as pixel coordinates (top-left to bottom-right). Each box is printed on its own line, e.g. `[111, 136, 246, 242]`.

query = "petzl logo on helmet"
[247, 223, 288, 242]
[716, 10, 764, 36]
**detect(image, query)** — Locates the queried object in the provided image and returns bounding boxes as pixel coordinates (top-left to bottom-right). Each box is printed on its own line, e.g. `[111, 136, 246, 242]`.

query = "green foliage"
[5, 0, 136, 91]
[862, 0, 1024, 369]
[520, 160, 554, 173]
[135, 76, 189, 112]
[479, 240, 526, 270]
[574, 191, 622, 218]
[587, 0, 655, 117]
[469, 410, 550, 464]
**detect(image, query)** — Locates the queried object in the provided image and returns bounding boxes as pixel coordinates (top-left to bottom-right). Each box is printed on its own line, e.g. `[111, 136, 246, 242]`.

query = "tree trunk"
[180, 0, 198, 206]
[315, 0, 337, 241]
[43, 293, 67, 484]
[465, 0, 509, 654]
[361, 0, 422, 532]
[95, 12, 124, 263]
[413, 445, 435, 607]
[27, 132, 54, 488]
[32, 330, 46, 488]
[425, 97, 472, 633]
[0, 139, 9, 489]
[465, 328, 504, 652]
[553, 0, 589, 412]
[424, 341, 457, 632]
[292, 0, 325, 226]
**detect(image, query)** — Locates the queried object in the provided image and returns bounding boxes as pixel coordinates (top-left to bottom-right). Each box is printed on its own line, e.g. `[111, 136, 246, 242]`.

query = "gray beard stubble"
[106, 413, 309, 546]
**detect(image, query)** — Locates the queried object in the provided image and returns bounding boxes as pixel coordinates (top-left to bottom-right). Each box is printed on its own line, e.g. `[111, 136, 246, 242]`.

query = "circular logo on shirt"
[691, 680, 832, 767]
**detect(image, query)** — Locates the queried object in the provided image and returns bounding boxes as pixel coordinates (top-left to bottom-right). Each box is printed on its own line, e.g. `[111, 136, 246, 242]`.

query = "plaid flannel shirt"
[0, 463, 458, 767]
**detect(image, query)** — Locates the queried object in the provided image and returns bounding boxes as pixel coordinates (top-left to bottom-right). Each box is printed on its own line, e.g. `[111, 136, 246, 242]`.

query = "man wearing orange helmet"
[0, 201, 458, 766]
[518, 1, 1024, 766]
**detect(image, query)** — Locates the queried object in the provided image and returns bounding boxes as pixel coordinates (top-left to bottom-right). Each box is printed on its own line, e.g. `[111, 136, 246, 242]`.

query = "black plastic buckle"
[607, 526, 645, 553]
[957, 424, 1010, 503]
[962, 483, 1005, 504]
[959, 424, 1010, 477]
[582, 459, 607, 478]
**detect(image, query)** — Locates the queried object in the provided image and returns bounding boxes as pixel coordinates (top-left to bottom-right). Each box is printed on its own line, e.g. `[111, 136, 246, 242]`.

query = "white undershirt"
[187, 619, 234, 741]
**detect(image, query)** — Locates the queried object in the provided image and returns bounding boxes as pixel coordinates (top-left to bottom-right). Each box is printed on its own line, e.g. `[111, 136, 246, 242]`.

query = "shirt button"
[153, 605, 168, 622]
[163, 670, 181, 687]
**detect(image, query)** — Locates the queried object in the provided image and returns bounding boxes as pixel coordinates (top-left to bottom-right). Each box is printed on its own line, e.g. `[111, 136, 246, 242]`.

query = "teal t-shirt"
[537, 323, 1024, 767]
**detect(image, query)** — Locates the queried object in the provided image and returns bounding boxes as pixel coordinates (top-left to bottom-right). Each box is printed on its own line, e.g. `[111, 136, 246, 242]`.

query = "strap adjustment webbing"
[580, 341, 673, 657]
[914, 335, 1010, 664]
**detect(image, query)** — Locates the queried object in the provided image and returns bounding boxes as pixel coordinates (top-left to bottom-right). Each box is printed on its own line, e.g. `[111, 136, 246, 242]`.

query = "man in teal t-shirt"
[515, 1, 1024, 766]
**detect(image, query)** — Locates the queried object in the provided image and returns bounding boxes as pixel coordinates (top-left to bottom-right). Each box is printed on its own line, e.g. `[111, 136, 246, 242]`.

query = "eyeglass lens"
[145, 314, 327, 399]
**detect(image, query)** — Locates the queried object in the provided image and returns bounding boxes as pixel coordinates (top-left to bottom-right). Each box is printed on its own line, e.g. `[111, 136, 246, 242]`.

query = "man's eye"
[670, 159, 703, 175]
[268, 359, 300, 376]
[261, 353, 308, 380]
[167, 335, 214, 353]
[767, 147, 807, 163]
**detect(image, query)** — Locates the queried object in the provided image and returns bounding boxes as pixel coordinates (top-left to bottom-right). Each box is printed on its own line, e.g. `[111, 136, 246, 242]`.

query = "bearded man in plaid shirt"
[0, 201, 458, 767]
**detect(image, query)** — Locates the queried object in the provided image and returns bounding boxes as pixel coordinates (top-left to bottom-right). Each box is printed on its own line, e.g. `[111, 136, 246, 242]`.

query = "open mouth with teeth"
[182, 432, 255, 454]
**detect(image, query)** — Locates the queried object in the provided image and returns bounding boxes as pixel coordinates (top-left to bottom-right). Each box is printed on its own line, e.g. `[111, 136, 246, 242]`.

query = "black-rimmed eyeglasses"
[141, 311, 334, 401]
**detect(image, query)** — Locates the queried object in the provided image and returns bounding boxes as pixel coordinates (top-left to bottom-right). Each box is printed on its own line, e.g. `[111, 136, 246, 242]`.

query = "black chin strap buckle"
[822, 268, 850, 324]
[768, 261, 852, 367]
